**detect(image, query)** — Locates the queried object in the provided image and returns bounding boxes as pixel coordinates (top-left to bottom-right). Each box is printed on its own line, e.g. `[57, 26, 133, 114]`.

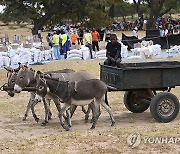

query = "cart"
[100, 60, 180, 123]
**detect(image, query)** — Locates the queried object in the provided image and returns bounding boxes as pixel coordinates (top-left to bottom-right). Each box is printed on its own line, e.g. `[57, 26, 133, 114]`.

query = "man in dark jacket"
[104, 34, 121, 66]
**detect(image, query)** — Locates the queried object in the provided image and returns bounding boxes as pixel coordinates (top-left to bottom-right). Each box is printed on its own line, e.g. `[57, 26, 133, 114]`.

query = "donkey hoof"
[41, 121, 48, 126]
[85, 119, 89, 123]
[111, 121, 115, 126]
[22, 117, 26, 121]
[90, 126, 95, 129]
[62, 124, 70, 131]
[35, 118, 39, 123]
[48, 117, 52, 120]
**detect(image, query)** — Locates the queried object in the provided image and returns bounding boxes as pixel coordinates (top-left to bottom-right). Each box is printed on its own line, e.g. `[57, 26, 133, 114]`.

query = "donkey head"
[4, 64, 21, 97]
[35, 71, 48, 102]
[14, 64, 35, 93]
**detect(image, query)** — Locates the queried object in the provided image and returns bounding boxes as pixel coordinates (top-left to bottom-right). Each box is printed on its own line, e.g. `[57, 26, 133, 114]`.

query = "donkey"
[13, 65, 98, 125]
[5, 64, 75, 123]
[35, 72, 115, 131]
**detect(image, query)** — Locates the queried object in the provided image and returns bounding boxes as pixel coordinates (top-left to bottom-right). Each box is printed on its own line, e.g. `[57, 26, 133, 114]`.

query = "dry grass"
[0, 59, 180, 154]
[0, 25, 179, 154]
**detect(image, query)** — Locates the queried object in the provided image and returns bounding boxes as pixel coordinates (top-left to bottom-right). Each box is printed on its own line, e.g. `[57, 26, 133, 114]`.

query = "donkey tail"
[105, 91, 110, 107]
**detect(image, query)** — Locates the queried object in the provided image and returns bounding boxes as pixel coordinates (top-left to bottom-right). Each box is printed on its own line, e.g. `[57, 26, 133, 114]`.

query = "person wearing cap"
[52, 31, 61, 60]
[104, 34, 121, 66]
[84, 29, 93, 59]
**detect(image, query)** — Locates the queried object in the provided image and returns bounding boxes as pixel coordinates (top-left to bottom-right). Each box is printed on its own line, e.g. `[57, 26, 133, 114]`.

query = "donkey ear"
[24, 62, 28, 67]
[37, 71, 41, 74]
[14, 65, 21, 72]
[4, 66, 13, 72]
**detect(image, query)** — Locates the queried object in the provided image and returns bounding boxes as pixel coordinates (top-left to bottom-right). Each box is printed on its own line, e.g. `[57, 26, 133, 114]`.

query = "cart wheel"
[150, 92, 179, 123]
[124, 91, 150, 113]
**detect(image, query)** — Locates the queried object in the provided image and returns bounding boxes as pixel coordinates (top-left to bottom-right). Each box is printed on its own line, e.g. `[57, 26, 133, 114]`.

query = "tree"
[0, 0, 111, 34]
[132, 0, 179, 29]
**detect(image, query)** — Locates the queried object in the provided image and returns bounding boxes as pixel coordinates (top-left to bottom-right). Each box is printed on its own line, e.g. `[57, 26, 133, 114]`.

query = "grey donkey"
[35, 71, 115, 131]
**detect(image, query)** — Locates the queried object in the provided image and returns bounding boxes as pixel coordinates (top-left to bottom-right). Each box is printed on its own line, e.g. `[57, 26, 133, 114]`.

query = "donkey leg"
[41, 98, 50, 126]
[90, 100, 100, 129]
[85, 103, 92, 123]
[23, 96, 34, 121]
[100, 100, 115, 126]
[52, 98, 69, 123]
[31, 99, 39, 123]
[89, 102, 101, 123]
[58, 103, 71, 131]
[70, 105, 77, 118]
[47, 99, 52, 120]
[66, 108, 72, 127]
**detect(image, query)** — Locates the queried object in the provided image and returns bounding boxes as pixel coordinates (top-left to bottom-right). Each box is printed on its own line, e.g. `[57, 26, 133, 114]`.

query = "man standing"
[70, 30, 79, 45]
[91, 28, 100, 51]
[52, 31, 61, 60]
[104, 34, 121, 66]
[84, 29, 93, 59]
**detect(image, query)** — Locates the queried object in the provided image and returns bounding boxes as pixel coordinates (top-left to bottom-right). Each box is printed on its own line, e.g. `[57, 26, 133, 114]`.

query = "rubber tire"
[150, 92, 179, 123]
[124, 91, 150, 113]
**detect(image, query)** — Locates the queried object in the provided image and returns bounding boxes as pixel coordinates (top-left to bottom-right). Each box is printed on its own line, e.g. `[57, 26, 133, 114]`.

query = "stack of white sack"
[81, 45, 95, 60]
[148, 44, 161, 56]
[0, 51, 10, 66]
[167, 45, 180, 53]
[95, 50, 106, 59]
[127, 55, 144, 60]
[29, 48, 42, 63]
[121, 43, 128, 58]
[32, 42, 42, 48]
[18, 48, 32, 64]
[43, 49, 53, 61]
[0, 53, 3, 67]
[66, 49, 82, 60]
[140, 47, 152, 58]
[9, 48, 20, 65]
[131, 48, 145, 58]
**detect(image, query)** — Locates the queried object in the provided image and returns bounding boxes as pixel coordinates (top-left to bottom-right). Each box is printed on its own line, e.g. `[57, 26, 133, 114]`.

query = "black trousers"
[92, 41, 99, 51]
[104, 58, 121, 66]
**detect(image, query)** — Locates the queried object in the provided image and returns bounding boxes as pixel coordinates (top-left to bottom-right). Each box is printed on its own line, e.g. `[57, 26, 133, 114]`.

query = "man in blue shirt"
[104, 34, 121, 66]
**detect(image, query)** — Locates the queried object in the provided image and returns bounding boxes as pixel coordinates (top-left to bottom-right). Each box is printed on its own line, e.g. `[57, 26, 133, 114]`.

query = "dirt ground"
[0, 24, 179, 154]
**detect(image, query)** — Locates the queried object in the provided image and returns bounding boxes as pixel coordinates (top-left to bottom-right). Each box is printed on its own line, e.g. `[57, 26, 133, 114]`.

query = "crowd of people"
[112, 15, 180, 38]
[45, 24, 112, 60]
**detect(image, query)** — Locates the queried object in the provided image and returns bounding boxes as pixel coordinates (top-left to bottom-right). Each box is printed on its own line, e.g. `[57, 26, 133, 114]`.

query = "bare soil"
[0, 24, 179, 154]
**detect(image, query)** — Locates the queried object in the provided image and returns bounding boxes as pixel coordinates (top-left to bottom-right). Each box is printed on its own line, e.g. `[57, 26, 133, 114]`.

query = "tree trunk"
[133, 0, 143, 18]
[32, 1, 61, 35]
[147, 0, 166, 29]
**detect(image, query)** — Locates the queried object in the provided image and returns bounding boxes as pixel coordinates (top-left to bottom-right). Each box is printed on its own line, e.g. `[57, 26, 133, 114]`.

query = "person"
[91, 28, 100, 51]
[52, 31, 61, 60]
[132, 27, 138, 37]
[78, 27, 84, 45]
[84, 29, 93, 59]
[46, 32, 53, 48]
[105, 27, 111, 42]
[37, 29, 42, 42]
[104, 34, 121, 66]
[70, 30, 79, 45]
[60, 31, 69, 59]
